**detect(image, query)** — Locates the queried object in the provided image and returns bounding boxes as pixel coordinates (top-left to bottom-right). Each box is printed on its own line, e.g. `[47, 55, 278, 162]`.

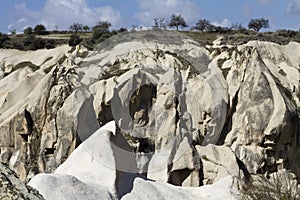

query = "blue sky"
[0, 0, 299, 33]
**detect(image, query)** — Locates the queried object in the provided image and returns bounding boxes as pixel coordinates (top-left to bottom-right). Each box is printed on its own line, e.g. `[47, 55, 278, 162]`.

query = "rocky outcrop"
[28, 122, 125, 199]
[0, 162, 44, 199]
[0, 45, 99, 181]
[214, 41, 300, 178]
[28, 121, 238, 200]
[0, 30, 299, 199]
[85, 31, 230, 186]
[82, 31, 299, 184]
[121, 176, 236, 200]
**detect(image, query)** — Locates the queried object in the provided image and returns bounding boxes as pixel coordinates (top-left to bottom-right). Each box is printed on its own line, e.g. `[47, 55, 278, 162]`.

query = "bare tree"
[168, 14, 188, 30]
[230, 22, 245, 31]
[54, 25, 59, 31]
[153, 18, 166, 29]
[69, 22, 83, 33]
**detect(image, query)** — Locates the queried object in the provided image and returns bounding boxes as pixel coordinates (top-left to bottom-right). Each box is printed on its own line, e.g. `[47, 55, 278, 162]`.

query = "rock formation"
[0, 45, 99, 181]
[0, 162, 43, 199]
[28, 121, 238, 199]
[0, 30, 299, 199]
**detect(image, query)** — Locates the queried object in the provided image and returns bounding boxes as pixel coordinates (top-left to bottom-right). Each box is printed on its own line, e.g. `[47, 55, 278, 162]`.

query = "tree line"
[0, 22, 127, 50]
[164, 14, 269, 32]
[0, 13, 296, 51]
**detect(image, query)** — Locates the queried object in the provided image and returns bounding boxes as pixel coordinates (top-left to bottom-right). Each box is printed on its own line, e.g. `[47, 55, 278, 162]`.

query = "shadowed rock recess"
[0, 30, 299, 199]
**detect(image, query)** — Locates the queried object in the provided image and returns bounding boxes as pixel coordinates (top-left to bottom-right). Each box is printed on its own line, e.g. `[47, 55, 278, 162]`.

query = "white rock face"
[1, 30, 300, 199]
[28, 173, 113, 200]
[55, 121, 136, 196]
[217, 41, 300, 177]
[29, 121, 238, 200]
[0, 45, 70, 75]
[196, 144, 240, 185]
[122, 176, 236, 200]
[29, 121, 138, 199]
[0, 45, 100, 181]
[94, 31, 229, 186]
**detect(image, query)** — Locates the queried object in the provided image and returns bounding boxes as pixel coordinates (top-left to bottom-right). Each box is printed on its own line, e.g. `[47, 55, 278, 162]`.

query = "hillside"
[0, 30, 299, 199]
[1, 29, 300, 51]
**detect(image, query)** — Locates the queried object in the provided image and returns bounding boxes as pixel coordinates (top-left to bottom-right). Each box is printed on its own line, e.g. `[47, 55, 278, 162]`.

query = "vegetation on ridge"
[0, 15, 299, 51]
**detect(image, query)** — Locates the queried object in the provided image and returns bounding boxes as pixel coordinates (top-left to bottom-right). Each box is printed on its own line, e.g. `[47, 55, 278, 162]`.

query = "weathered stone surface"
[0, 163, 44, 200]
[122, 176, 237, 200]
[0, 45, 99, 181]
[28, 173, 113, 200]
[239, 169, 299, 199]
[196, 144, 241, 185]
[91, 31, 229, 186]
[0, 45, 70, 75]
[0, 30, 300, 198]
[29, 122, 237, 200]
[29, 121, 138, 199]
[218, 41, 300, 178]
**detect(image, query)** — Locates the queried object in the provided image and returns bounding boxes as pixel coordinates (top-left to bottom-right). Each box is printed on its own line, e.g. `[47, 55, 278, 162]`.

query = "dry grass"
[240, 172, 300, 200]
[37, 32, 92, 40]
[183, 31, 219, 45]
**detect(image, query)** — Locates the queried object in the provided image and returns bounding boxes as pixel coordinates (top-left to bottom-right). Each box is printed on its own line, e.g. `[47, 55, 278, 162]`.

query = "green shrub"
[23, 35, 36, 46]
[30, 38, 45, 50]
[0, 33, 10, 48]
[45, 39, 55, 49]
[24, 27, 33, 35]
[23, 35, 47, 50]
[91, 21, 113, 43]
[68, 33, 82, 46]
[81, 39, 94, 50]
[34, 24, 47, 35]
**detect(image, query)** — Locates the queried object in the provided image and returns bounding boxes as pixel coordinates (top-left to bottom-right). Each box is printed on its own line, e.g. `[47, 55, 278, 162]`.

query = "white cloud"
[9, 0, 121, 31]
[287, 0, 300, 15]
[211, 19, 232, 28]
[135, 0, 200, 27]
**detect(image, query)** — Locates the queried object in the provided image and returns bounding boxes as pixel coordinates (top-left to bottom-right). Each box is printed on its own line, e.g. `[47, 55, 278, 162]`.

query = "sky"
[0, 0, 299, 33]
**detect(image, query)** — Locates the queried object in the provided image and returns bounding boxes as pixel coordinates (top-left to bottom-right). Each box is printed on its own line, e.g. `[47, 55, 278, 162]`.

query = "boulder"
[28, 174, 113, 200]
[196, 144, 241, 184]
[29, 121, 138, 199]
[122, 176, 237, 200]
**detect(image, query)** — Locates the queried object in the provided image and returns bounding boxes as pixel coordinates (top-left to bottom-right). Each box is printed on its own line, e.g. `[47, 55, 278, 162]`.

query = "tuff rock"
[0, 162, 43, 200]
[0, 30, 299, 199]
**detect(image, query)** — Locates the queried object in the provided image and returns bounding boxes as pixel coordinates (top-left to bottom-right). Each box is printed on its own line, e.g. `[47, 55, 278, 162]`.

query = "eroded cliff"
[0, 30, 299, 199]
